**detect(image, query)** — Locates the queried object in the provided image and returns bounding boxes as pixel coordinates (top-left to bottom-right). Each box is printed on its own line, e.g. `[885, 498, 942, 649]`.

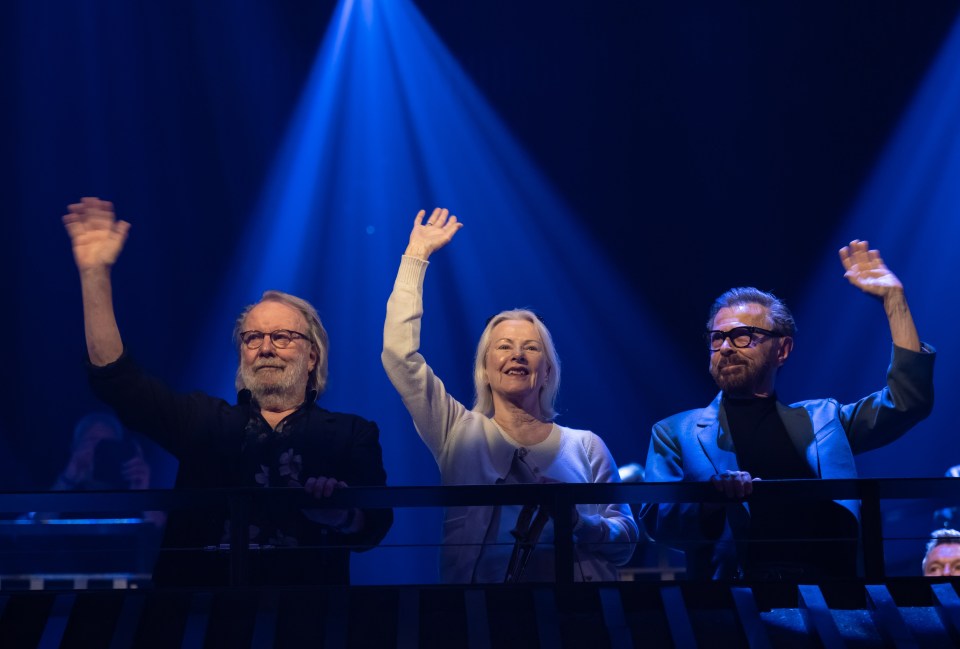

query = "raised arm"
[404, 207, 463, 261]
[382, 208, 466, 458]
[839, 239, 921, 352]
[62, 197, 131, 366]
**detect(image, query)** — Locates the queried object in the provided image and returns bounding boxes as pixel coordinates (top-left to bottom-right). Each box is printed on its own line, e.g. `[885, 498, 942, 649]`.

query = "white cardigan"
[382, 255, 639, 582]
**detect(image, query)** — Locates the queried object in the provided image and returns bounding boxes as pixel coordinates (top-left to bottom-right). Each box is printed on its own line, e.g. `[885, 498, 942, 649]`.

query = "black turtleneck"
[723, 394, 858, 579]
[723, 394, 813, 480]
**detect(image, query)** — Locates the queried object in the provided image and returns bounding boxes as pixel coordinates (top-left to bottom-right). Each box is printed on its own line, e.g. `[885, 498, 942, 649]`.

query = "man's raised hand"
[63, 197, 131, 271]
[839, 239, 904, 300]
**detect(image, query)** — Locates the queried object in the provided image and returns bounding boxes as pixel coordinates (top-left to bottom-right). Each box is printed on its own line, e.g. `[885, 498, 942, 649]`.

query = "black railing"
[2, 478, 959, 585]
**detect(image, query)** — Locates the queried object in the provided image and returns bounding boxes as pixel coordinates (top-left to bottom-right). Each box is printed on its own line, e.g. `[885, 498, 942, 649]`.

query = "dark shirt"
[725, 395, 858, 579]
[724, 395, 813, 480]
[87, 352, 393, 586]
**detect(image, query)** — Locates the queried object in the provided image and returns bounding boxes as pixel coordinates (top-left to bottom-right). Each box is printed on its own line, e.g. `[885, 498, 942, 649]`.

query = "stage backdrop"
[4, 0, 959, 582]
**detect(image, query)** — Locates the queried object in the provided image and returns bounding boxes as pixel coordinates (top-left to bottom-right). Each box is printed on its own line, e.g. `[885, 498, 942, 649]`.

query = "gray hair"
[707, 287, 797, 337]
[923, 528, 960, 571]
[233, 290, 329, 398]
[472, 309, 560, 420]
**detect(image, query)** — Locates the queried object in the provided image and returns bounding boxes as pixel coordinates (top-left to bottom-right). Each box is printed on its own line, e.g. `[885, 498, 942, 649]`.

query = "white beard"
[240, 351, 309, 411]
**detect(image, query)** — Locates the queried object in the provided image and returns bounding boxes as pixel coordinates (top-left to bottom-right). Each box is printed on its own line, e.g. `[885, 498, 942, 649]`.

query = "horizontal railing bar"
[3, 478, 960, 512]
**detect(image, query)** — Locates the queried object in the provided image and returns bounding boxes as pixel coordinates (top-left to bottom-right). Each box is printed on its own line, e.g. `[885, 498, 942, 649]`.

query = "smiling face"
[708, 303, 792, 398]
[238, 300, 317, 408]
[484, 319, 550, 415]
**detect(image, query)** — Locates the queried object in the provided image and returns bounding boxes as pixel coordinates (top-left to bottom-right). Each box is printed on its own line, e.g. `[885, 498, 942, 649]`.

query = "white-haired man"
[923, 529, 960, 577]
[64, 197, 392, 586]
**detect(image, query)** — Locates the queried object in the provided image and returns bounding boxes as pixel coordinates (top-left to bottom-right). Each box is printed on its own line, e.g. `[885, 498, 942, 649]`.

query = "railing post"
[859, 479, 885, 581]
[228, 492, 251, 587]
[554, 489, 574, 584]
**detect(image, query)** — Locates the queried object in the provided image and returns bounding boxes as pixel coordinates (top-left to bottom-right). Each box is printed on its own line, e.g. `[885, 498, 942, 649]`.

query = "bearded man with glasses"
[642, 240, 935, 580]
[63, 197, 392, 587]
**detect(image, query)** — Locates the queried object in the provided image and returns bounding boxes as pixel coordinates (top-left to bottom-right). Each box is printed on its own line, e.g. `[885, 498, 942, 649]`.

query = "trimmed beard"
[240, 351, 310, 411]
[711, 358, 775, 398]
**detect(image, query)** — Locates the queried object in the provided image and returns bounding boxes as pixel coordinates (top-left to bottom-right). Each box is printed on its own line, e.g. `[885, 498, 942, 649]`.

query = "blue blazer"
[642, 344, 935, 579]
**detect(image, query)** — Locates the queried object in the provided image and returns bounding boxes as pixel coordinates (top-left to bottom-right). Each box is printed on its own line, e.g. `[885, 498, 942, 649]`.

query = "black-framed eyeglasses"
[239, 329, 309, 350]
[706, 326, 782, 351]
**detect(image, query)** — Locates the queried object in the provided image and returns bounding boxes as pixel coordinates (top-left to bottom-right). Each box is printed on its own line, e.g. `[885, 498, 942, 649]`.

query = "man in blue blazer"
[642, 240, 935, 580]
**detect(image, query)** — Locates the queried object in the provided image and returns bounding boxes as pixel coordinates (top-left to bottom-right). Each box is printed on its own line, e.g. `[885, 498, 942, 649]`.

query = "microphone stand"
[504, 503, 551, 583]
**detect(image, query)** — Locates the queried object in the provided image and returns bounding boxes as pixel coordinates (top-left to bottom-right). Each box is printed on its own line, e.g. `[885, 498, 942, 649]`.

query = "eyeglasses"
[706, 326, 782, 351]
[239, 329, 309, 350]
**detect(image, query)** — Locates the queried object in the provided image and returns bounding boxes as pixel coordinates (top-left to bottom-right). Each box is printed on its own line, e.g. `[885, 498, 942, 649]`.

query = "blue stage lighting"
[183, 0, 688, 584]
[781, 10, 960, 575]
[783, 11, 959, 455]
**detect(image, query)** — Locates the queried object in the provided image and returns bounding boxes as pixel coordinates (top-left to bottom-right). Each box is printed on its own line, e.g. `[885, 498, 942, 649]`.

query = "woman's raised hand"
[404, 207, 463, 260]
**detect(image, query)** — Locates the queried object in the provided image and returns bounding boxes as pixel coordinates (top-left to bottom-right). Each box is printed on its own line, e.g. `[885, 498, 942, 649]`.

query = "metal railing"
[2, 478, 958, 585]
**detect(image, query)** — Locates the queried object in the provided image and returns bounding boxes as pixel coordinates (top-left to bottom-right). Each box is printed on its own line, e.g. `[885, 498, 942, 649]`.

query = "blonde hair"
[472, 309, 560, 420]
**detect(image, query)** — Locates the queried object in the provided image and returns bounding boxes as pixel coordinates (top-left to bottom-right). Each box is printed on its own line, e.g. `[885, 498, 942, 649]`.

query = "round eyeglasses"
[706, 326, 782, 351]
[239, 329, 308, 350]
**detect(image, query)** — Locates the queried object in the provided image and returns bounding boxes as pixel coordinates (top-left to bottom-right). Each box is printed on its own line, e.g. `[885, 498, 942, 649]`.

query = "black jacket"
[88, 351, 393, 586]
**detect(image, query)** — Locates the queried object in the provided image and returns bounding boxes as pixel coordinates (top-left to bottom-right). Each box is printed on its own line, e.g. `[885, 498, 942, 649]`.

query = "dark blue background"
[3, 0, 957, 580]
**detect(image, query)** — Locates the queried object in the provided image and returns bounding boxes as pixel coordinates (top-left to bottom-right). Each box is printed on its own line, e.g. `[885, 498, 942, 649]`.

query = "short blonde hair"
[472, 309, 560, 420]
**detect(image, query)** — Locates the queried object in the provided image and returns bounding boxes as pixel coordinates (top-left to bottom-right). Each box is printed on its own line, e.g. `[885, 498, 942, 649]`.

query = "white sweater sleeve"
[572, 433, 640, 566]
[381, 255, 469, 461]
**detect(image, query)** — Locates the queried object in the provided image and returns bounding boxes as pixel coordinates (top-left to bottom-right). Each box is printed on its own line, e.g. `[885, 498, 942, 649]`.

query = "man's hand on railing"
[301, 476, 363, 533]
[710, 470, 760, 499]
